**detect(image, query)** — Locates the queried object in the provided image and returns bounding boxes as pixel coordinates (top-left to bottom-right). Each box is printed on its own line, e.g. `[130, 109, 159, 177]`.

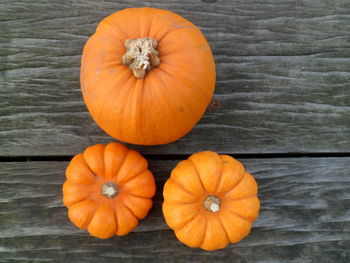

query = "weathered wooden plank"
[1, 0, 350, 156]
[0, 158, 349, 262]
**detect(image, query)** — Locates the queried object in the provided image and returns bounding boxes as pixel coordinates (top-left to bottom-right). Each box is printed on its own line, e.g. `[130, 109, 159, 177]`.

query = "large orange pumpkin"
[81, 7, 216, 145]
[162, 151, 260, 250]
[63, 142, 156, 238]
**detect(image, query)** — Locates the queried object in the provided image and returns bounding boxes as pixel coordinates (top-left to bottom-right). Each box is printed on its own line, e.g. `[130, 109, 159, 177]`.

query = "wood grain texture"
[1, 0, 350, 156]
[0, 158, 349, 262]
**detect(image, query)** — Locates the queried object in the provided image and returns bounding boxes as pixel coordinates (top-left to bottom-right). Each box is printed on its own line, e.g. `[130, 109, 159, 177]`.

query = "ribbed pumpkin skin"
[162, 151, 260, 251]
[80, 7, 216, 145]
[62, 142, 156, 239]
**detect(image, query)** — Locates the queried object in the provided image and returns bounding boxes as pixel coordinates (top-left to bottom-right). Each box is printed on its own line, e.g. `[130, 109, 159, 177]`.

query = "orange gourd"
[162, 151, 260, 250]
[81, 7, 216, 145]
[62, 142, 156, 239]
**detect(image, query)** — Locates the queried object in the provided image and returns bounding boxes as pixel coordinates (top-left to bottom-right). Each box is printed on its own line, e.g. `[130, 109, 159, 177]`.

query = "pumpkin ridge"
[146, 10, 155, 38]
[138, 81, 146, 143]
[221, 168, 246, 196]
[159, 44, 211, 59]
[117, 165, 149, 186]
[101, 19, 129, 40]
[115, 199, 139, 223]
[212, 153, 224, 194]
[228, 197, 260, 222]
[112, 202, 119, 234]
[149, 72, 184, 136]
[157, 62, 213, 119]
[157, 62, 208, 101]
[170, 177, 196, 197]
[132, 8, 158, 37]
[165, 178, 198, 202]
[91, 59, 121, 71]
[216, 214, 231, 244]
[103, 142, 129, 182]
[66, 171, 96, 186]
[167, 205, 200, 231]
[155, 65, 202, 117]
[224, 207, 252, 223]
[123, 79, 137, 140]
[121, 196, 150, 220]
[65, 154, 96, 184]
[187, 158, 207, 193]
[66, 199, 85, 209]
[212, 167, 223, 194]
[133, 80, 146, 143]
[122, 202, 139, 221]
[115, 78, 138, 141]
[119, 192, 150, 202]
[225, 210, 253, 239]
[154, 22, 176, 44]
[86, 203, 117, 237]
[65, 194, 93, 209]
[161, 200, 195, 205]
[120, 189, 153, 200]
[92, 83, 121, 139]
[139, 77, 153, 143]
[156, 17, 196, 44]
[224, 194, 258, 202]
[70, 156, 96, 183]
[198, 213, 208, 248]
[83, 144, 106, 177]
[63, 181, 93, 207]
[68, 200, 97, 229]
[84, 65, 129, 112]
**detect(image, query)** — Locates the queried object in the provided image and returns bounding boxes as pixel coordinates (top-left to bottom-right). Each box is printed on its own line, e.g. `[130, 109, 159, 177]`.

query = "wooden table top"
[1, 0, 349, 262]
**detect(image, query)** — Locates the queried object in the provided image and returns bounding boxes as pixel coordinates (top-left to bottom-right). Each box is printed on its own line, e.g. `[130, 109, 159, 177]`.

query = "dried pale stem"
[122, 37, 160, 79]
[101, 182, 119, 199]
[204, 195, 221, 212]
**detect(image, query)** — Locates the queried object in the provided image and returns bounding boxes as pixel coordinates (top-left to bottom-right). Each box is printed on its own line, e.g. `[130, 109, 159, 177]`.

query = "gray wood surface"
[0, 157, 349, 262]
[1, 0, 350, 156]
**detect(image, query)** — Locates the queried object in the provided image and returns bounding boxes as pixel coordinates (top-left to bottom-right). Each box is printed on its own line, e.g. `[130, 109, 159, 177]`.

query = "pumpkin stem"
[101, 182, 119, 199]
[204, 195, 221, 212]
[122, 37, 160, 79]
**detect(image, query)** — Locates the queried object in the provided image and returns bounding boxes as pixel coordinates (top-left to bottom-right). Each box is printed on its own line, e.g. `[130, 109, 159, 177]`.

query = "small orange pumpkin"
[162, 151, 260, 250]
[81, 7, 216, 145]
[63, 142, 156, 239]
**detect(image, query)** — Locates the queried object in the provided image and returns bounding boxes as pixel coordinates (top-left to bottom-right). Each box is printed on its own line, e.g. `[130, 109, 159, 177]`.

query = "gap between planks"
[0, 152, 350, 162]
